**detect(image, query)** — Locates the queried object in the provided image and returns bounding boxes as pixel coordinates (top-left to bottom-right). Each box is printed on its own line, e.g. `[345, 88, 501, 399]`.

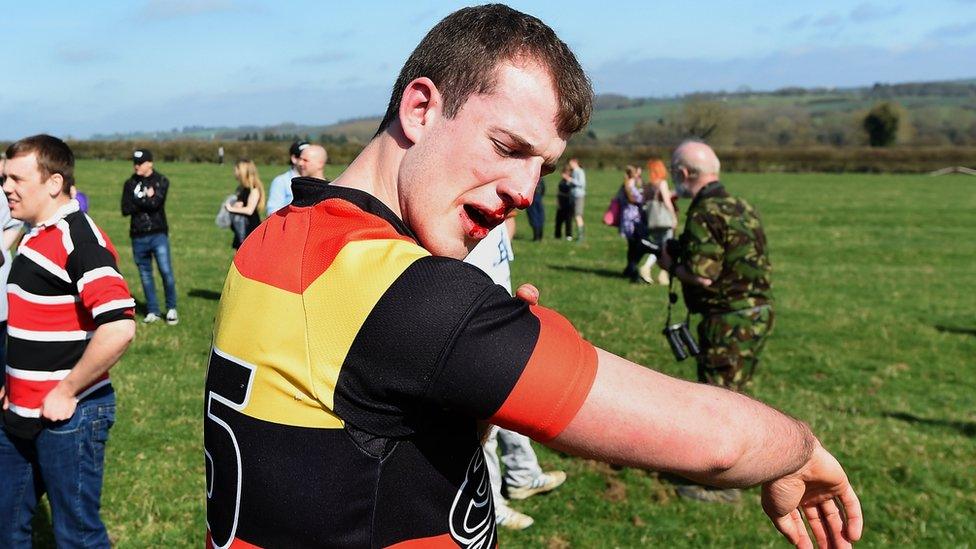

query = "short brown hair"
[5, 134, 74, 194]
[377, 4, 592, 137]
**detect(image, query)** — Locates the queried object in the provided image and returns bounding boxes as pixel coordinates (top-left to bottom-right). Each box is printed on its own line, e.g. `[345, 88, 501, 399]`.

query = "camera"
[662, 322, 700, 361]
[638, 237, 684, 262]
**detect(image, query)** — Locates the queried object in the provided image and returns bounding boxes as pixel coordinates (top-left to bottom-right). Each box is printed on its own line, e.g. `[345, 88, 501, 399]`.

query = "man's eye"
[492, 140, 515, 157]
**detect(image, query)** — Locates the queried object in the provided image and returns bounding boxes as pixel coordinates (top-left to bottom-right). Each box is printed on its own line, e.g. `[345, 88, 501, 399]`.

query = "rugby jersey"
[204, 179, 598, 548]
[3, 200, 134, 439]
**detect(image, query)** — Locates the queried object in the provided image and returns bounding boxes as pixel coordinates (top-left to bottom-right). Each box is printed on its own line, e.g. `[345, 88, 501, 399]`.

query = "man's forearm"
[57, 319, 135, 397]
[551, 349, 816, 488]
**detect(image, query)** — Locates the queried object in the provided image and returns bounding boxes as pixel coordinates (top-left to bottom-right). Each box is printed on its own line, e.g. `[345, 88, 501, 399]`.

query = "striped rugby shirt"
[3, 199, 134, 439]
[205, 179, 598, 548]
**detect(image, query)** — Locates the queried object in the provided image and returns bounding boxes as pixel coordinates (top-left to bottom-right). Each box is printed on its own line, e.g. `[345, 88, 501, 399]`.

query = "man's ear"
[398, 77, 440, 145]
[46, 174, 65, 198]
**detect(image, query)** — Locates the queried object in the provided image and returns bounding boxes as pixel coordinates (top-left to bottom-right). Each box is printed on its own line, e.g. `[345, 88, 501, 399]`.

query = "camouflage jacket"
[678, 181, 772, 315]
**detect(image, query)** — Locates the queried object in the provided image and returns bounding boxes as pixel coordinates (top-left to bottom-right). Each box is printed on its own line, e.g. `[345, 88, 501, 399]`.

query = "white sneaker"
[165, 309, 179, 325]
[495, 505, 534, 530]
[506, 470, 567, 500]
[143, 312, 161, 324]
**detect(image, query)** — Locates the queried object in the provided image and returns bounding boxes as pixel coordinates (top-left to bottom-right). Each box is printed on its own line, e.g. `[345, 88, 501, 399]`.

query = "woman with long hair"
[225, 159, 266, 249]
[637, 158, 678, 284]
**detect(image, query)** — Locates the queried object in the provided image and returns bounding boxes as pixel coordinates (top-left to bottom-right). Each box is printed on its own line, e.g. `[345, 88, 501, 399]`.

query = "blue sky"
[3, 0, 974, 139]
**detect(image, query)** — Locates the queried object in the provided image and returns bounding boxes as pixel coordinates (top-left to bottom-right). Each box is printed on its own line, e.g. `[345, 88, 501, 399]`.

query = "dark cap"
[289, 141, 310, 157]
[133, 149, 153, 164]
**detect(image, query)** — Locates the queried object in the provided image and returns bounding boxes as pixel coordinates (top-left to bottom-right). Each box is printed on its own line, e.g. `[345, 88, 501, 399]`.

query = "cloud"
[926, 20, 976, 40]
[55, 47, 115, 64]
[812, 13, 844, 28]
[786, 15, 811, 31]
[292, 52, 352, 65]
[849, 3, 902, 22]
[139, 0, 236, 20]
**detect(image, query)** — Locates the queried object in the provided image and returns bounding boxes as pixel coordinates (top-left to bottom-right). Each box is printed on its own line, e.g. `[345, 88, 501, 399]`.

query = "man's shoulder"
[63, 211, 115, 251]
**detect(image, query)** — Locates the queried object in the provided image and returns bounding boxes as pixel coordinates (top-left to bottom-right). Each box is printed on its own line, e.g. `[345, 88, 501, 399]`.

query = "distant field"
[31, 160, 976, 547]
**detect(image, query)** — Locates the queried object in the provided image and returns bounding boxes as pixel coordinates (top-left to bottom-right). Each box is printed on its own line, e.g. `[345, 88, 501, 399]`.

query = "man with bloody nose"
[204, 5, 863, 548]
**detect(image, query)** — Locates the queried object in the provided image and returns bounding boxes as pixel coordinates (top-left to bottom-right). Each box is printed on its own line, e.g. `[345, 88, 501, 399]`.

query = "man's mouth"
[461, 204, 506, 239]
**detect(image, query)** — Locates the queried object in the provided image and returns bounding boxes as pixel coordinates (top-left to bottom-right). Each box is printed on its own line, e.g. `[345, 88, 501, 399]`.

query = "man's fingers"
[515, 283, 540, 305]
[838, 484, 864, 542]
[802, 505, 829, 549]
[772, 509, 812, 549]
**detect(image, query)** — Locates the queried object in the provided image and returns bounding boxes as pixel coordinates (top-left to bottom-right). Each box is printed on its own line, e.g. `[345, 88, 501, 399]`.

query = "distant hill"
[91, 78, 976, 147]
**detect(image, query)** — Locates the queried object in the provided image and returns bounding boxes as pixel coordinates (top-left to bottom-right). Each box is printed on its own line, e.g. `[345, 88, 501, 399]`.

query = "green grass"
[31, 160, 975, 547]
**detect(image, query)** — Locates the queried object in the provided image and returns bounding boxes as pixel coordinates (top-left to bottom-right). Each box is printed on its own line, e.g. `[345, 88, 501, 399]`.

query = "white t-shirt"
[0, 192, 23, 322]
[463, 223, 514, 294]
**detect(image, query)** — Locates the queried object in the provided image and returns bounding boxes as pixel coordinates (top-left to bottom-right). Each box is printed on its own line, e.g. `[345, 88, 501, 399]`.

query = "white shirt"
[463, 223, 514, 294]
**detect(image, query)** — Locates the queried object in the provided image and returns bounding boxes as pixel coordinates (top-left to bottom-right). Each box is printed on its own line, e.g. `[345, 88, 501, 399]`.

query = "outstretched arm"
[548, 349, 862, 547]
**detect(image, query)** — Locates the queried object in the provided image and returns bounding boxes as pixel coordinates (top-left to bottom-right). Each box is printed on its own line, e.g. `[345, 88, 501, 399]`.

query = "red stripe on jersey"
[385, 533, 462, 548]
[234, 198, 416, 293]
[206, 531, 263, 549]
[489, 306, 598, 442]
[5, 376, 60, 409]
[79, 273, 133, 318]
[8, 294, 92, 332]
[22, 227, 70, 268]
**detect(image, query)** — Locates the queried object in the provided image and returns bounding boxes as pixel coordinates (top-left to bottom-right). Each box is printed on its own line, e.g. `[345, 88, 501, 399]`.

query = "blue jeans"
[131, 232, 177, 314]
[0, 389, 116, 548]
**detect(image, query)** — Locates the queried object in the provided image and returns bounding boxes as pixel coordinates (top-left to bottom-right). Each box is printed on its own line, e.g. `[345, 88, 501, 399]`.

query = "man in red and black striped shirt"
[0, 135, 135, 547]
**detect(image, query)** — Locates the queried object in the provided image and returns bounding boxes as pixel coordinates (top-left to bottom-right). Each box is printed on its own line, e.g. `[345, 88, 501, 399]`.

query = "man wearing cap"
[121, 149, 178, 325]
[266, 141, 309, 216]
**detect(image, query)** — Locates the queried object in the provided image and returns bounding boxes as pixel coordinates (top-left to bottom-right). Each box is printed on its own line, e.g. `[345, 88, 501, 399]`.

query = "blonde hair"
[234, 159, 266, 213]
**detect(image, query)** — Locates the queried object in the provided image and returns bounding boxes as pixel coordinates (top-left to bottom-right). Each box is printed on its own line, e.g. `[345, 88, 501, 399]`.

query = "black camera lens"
[663, 324, 689, 361]
[678, 323, 700, 356]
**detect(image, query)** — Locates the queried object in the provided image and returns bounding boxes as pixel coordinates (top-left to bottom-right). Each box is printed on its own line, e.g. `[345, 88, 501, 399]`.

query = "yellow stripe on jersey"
[212, 238, 428, 428]
[304, 239, 429, 408]
[214, 264, 342, 428]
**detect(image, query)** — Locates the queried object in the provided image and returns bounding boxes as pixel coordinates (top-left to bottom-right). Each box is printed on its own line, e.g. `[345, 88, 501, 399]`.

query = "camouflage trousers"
[695, 304, 774, 392]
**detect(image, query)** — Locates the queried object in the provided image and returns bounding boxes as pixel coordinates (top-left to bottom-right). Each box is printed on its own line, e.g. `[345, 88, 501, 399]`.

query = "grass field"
[30, 160, 976, 547]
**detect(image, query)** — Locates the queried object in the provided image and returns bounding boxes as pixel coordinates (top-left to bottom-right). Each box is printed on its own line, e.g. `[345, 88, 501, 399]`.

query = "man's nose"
[498, 161, 543, 209]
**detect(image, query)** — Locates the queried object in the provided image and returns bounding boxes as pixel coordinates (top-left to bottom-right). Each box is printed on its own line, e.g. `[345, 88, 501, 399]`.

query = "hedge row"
[3, 140, 974, 174]
[567, 145, 976, 173]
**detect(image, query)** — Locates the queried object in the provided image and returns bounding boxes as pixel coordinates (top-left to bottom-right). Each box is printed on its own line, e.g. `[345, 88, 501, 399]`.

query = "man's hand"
[0, 385, 6, 410]
[146, 185, 156, 198]
[761, 441, 863, 549]
[515, 283, 540, 305]
[659, 246, 673, 271]
[40, 384, 79, 422]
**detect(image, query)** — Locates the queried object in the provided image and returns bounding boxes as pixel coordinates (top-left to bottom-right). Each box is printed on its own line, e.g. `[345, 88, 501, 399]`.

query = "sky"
[2, 0, 975, 139]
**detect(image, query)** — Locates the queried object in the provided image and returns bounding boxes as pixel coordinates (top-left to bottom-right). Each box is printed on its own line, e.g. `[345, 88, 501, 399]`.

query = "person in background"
[297, 144, 327, 180]
[464, 223, 566, 531]
[225, 159, 266, 250]
[265, 140, 308, 216]
[0, 156, 25, 364]
[526, 176, 545, 241]
[1, 135, 135, 547]
[638, 158, 678, 285]
[659, 140, 775, 502]
[568, 157, 586, 241]
[218, 146, 225, 165]
[554, 165, 575, 240]
[620, 165, 645, 282]
[121, 148, 179, 325]
[69, 183, 89, 213]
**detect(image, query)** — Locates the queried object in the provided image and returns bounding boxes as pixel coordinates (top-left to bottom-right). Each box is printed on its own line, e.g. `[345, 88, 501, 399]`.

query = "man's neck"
[690, 176, 720, 198]
[33, 196, 73, 225]
[331, 128, 407, 218]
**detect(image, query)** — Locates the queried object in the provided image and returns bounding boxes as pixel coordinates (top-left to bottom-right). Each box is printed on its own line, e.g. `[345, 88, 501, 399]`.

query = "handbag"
[602, 188, 624, 227]
[646, 198, 675, 229]
[215, 194, 237, 228]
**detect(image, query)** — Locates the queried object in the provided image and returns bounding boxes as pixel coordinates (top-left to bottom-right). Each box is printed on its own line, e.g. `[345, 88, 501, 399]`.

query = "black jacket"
[121, 171, 170, 237]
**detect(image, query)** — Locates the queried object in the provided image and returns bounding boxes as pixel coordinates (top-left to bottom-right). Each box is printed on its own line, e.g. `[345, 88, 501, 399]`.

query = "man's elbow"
[109, 319, 136, 351]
